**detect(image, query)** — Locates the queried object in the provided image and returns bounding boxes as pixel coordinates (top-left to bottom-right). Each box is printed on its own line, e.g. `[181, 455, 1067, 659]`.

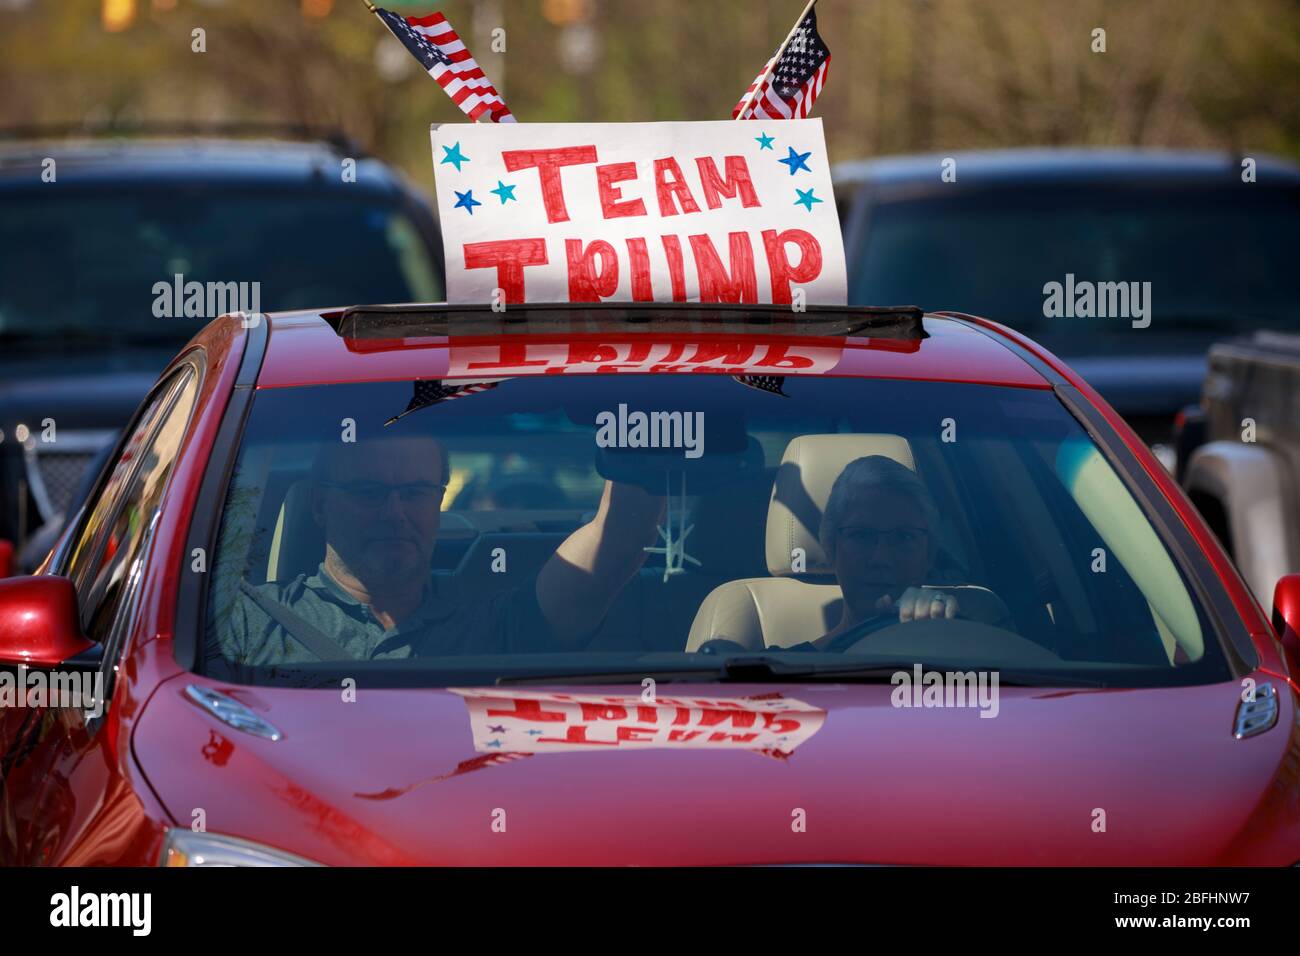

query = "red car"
[2, 302, 1298, 866]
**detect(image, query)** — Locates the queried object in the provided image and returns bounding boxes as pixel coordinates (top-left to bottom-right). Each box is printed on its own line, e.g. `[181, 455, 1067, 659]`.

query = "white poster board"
[431, 120, 847, 306]
[451, 688, 826, 754]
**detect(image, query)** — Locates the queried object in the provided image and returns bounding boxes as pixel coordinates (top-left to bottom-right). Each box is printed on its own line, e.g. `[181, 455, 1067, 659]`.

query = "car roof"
[251, 305, 1051, 390]
[0, 137, 407, 192]
[833, 147, 1300, 189]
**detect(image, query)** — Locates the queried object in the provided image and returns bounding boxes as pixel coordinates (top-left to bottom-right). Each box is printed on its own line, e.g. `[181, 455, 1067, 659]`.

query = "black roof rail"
[0, 122, 368, 158]
[322, 301, 927, 341]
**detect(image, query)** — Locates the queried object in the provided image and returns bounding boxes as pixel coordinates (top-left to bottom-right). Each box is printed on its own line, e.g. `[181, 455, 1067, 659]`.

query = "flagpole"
[734, 0, 818, 120]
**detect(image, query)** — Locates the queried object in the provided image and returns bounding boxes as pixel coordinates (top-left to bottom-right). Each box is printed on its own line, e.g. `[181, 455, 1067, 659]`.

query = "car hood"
[133, 675, 1298, 865]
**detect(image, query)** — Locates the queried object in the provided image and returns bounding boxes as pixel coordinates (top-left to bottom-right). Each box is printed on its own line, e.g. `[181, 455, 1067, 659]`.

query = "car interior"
[214, 417, 1202, 668]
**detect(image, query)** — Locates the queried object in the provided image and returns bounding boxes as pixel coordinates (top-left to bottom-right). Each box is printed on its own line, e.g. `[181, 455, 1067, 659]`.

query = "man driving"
[212, 430, 664, 668]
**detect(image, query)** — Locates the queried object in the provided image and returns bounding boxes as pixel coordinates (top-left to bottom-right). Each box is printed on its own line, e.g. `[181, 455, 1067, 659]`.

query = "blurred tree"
[0, 0, 1296, 198]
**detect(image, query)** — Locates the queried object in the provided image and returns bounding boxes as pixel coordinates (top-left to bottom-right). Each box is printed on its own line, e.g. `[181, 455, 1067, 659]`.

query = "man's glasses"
[838, 526, 929, 550]
[319, 480, 447, 507]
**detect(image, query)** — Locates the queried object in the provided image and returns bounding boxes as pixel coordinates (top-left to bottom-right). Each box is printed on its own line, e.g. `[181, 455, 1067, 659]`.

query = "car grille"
[22, 430, 117, 524]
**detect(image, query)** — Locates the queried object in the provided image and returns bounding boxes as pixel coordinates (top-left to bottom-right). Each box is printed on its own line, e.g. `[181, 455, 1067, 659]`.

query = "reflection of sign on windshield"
[451, 689, 825, 755]
[448, 339, 843, 377]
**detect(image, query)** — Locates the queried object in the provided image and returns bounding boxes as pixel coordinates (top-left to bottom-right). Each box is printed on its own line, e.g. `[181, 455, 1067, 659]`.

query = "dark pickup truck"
[0, 132, 445, 572]
[834, 148, 1300, 449]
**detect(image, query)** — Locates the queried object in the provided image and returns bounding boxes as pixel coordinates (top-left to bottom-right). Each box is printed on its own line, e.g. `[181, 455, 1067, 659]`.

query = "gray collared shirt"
[208, 563, 556, 671]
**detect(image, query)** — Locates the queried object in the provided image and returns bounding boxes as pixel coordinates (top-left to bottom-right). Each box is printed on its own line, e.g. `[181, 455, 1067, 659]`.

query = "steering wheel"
[695, 612, 900, 656]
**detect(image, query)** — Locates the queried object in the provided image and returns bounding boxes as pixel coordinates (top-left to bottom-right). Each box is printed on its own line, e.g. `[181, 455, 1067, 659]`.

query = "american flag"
[384, 379, 501, 426]
[732, 4, 830, 120]
[373, 7, 515, 123]
[733, 374, 788, 397]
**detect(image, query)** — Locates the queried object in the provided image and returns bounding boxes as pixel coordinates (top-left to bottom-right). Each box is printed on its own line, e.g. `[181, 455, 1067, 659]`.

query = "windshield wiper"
[496, 655, 1109, 687]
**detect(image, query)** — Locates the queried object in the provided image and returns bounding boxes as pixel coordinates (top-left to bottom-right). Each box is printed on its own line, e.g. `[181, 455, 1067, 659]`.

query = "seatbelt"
[238, 580, 356, 661]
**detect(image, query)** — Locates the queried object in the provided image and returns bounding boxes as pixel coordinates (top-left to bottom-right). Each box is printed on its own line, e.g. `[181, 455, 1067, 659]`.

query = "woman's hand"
[877, 587, 960, 622]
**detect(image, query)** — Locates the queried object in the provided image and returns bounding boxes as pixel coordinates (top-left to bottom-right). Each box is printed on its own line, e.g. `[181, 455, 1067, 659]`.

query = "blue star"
[794, 187, 823, 211]
[454, 189, 481, 215]
[440, 142, 469, 171]
[486, 738, 503, 748]
[778, 146, 813, 175]
[490, 180, 517, 204]
[487, 724, 506, 734]
[524, 729, 544, 736]
[756, 132, 775, 150]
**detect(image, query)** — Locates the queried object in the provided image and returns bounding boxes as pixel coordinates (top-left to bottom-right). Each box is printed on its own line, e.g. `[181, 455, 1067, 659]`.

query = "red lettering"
[636, 706, 659, 724]
[696, 155, 760, 210]
[566, 343, 620, 364]
[653, 158, 701, 216]
[661, 235, 687, 301]
[579, 703, 628, 721]
[617, 726, 658, 742]
[697, 708, 757, 729]
[667, 729, 703, 741]
[466, 341, 549, 370]
[566, 239, 619, 301]
[502, 146, 599, 223]
[626, 238, 654, 301]
[462, 238, 548, 304]
[597, 162, 646, 219]
[485, 698, 566, 721]
[537, 725, 617, 745]
[685, 342, 756, 365]
[707, 732, 759, 743]
[762, 713, 803, 734]
[755, 344, 816, 369]
[689, 232, 758, 303]
[761, 228, 823, 304]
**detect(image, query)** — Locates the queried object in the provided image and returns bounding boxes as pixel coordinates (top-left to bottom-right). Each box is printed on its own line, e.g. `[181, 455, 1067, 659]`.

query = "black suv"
[0, 130, 445, 570]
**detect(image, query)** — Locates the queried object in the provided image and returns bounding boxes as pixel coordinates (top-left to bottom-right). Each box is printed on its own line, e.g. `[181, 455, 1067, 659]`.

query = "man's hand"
[536, 480, 666, 646]
[877, 587, 960, 623]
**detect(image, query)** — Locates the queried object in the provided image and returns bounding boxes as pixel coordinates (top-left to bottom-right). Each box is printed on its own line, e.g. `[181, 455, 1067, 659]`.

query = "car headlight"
[159, 829, 323, 867]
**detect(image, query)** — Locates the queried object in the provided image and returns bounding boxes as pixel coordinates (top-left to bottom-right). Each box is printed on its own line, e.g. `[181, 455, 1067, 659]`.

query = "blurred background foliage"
[1, 0, 1298, 197]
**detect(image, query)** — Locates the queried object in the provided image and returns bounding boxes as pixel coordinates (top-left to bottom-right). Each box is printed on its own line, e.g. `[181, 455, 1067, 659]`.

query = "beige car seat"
[686, 434, 917, 651]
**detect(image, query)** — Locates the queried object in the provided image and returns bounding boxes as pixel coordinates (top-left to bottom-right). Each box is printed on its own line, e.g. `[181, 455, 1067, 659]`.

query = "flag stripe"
[375, 6, 514, 123]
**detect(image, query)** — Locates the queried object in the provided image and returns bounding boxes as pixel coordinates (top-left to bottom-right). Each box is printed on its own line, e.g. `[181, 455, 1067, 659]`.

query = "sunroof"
[323, 301, 926, 341]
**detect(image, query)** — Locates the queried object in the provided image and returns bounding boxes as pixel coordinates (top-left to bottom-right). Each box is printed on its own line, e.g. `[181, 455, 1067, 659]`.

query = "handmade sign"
[431, 120, 847, 306]
[451, 689, 826, 754]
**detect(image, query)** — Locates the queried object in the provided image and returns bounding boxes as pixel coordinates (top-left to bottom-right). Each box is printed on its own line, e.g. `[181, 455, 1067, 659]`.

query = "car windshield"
[0, 190, 442, 346]
[201, 366, 1231, 689]
[848, 182, 1300, 354]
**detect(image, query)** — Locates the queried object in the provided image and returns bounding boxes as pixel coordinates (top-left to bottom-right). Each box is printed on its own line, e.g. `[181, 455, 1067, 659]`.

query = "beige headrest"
[765, 434, 916, 577]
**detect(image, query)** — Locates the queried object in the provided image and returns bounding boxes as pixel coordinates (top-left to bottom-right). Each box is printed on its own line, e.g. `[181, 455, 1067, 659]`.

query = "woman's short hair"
[819, 455, 940, 561]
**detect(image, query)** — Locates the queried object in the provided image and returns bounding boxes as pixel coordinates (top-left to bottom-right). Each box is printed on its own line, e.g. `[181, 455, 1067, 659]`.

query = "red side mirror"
[1272, 574, 1300, 666]
[0, 576, 96, 667]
